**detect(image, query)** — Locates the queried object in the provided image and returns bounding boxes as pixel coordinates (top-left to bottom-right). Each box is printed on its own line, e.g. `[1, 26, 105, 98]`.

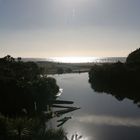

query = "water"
[22, 57, 126, 63]
[50, 73, 140, 140]
[47, 57, 126, 63]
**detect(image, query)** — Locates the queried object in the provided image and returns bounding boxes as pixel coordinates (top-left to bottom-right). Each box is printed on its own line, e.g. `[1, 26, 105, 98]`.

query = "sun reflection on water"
[49, 57, 97, 63]
[68, 132, 90, 140]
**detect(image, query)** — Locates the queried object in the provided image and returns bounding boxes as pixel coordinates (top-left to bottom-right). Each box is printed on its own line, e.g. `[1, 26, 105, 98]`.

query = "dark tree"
[0, 55, 59, 116]
[89, 48, 140, 106]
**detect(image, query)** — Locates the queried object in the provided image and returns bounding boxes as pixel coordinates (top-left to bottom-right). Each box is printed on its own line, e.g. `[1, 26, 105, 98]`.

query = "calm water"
[51, 73, 140, 140]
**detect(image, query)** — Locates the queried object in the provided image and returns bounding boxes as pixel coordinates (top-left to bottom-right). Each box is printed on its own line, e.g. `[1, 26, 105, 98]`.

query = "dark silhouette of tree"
[17, 57, 22, 62]
[3, 55, 15, 62]
[0, 55, 59, 116]
[126, 48, 140, 65]
[57, 68, 64, 74]
[89, 48, 140, 106]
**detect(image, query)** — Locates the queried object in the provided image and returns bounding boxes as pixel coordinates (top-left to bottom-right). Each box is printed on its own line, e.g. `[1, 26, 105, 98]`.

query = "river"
[50, 73, 140, 140]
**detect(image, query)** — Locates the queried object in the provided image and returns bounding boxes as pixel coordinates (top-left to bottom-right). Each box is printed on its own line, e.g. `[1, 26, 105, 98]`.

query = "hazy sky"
[0, 0, 140, 57]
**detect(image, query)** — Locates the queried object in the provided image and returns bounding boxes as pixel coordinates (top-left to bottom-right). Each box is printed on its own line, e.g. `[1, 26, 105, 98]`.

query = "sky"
[0, 0, 140, 58]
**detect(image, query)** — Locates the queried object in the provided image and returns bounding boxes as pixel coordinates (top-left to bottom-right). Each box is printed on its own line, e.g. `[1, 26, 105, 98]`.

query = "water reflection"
[89, 74, 140, 107]
[51, 73, 140, 140]
[75, 115, 140, 127]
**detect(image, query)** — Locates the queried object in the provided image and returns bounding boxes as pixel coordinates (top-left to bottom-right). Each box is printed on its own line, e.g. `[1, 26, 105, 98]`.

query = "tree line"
[89, 48, 140, 105]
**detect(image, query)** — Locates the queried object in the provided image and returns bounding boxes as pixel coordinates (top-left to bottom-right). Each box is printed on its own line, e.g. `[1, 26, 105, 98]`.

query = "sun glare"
[50, 57, 97, 63]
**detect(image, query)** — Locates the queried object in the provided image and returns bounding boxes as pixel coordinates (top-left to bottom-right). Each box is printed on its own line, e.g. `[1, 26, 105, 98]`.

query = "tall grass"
[0, 114, 67, 140]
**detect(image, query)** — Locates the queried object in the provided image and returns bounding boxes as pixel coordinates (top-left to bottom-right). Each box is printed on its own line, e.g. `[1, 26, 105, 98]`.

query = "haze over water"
[46, 57, 126, 63]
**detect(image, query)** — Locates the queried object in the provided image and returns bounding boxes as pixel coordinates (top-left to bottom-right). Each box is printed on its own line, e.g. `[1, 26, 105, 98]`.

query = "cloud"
[75, 115, 140, 127]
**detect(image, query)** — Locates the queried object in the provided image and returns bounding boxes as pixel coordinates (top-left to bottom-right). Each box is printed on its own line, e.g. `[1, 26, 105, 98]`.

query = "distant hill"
[126, 48, 140, 64]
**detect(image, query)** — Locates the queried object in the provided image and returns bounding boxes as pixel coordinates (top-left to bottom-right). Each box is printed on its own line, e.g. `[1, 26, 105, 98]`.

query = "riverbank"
[37, 61, 94, 74]
[50, 72, 140, 140]
[89, 48, 140, 105]
[0, 55, 81, 140]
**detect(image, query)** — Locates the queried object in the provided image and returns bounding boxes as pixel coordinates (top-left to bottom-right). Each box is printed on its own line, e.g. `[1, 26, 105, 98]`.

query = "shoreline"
[36, 61, 126, 75]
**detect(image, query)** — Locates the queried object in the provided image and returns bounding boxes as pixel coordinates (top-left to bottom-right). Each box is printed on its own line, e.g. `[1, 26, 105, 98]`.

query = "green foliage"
[0, 114, 67, 140]
[0, 55, 59, 116]
[0, 55, 79, 140]
[65, 68, 72, 73]
[57, 68, 64, 74]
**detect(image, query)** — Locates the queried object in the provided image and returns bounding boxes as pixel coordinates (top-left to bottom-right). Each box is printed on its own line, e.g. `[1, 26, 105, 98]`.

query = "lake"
[50, 73, 140, 140]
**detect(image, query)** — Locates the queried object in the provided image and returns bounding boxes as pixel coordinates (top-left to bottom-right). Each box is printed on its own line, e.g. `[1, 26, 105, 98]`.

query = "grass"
[0, 114, 67, 140]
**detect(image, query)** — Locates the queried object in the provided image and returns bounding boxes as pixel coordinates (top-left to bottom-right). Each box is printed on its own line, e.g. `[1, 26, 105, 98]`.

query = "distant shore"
[22, 57, 126, 63]
[36, 61, 94, 74]
[36, 60, 126, 75]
